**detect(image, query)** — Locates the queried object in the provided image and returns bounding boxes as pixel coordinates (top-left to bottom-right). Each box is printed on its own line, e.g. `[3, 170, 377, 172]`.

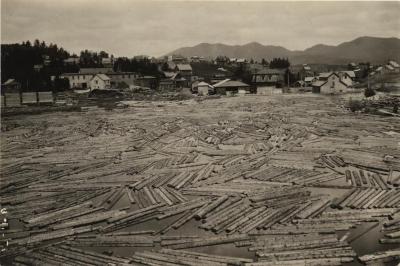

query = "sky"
[1, 0, 399, 57]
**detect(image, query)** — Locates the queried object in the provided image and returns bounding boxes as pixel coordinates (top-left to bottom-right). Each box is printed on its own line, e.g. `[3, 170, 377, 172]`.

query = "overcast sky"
[2, 0, 399, 57]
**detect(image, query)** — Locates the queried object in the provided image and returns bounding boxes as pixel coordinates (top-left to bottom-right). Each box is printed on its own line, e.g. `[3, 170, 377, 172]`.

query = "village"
[2, 48, 400, 108]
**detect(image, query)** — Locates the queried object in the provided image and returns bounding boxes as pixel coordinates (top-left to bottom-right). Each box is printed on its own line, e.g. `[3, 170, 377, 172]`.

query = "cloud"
[2, 0, 399, 57]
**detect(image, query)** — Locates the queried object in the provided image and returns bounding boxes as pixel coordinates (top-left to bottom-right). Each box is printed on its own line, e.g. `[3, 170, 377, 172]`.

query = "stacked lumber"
[380, 211, 400, 244]
[14, 245, 132, 266]
[332, 188, 400, 209]
[132, 248, 252, 266]
[358, 248, 400, 265]
[2, 94, 400, 265]
[241, 232, 355, 264]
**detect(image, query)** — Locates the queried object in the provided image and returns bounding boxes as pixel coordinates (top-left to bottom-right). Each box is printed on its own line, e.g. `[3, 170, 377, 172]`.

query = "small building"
[2, 79, 21, 93]
[251, 69, 285, 87]
[175, 64, 193, 75]
[312, 72, 348, 94]
[168, 55, 186, 64]
[213, 79, 250, 95]
[159, 79, 175, 91]
[90, 74, 111, 90]
[1, 79, 22, 107]
[134, 76, 158, 90]
[195, 81, 213, 96]
[304, 76, 317, 86]
[174, 64, 192, 87]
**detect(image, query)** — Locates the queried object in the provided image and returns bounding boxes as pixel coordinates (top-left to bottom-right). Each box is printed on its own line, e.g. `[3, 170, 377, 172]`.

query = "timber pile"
[358, 248, 400, 265]
[380, 211, 400, 244]
[1, 95, 399, 264]
[238, 232, 355, 265]
[132, 248, 253, 265]
[331, 188, 400, 209]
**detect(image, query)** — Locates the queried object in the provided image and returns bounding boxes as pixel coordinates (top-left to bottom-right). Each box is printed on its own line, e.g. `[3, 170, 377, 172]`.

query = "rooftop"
[213, 79, 250, 88]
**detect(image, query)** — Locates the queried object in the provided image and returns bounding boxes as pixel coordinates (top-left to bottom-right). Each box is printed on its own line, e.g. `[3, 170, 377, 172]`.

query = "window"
[83, 75, 86, 79]
[95, 80, 98, 84]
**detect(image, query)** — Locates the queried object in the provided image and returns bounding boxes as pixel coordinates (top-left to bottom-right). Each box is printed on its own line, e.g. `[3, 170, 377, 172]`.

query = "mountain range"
[166, 36, 400, 65]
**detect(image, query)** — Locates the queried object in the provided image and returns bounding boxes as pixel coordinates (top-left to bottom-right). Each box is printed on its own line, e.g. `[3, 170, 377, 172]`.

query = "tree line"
[1, 40, 161, 92]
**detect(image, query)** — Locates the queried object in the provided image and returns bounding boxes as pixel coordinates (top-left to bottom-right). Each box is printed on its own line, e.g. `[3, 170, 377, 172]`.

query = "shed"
[196, 82, 213, 96]
[213, 79, 250, 95]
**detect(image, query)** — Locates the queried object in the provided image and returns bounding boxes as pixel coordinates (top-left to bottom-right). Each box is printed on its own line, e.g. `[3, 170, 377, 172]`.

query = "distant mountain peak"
[166, 36, 400, 64]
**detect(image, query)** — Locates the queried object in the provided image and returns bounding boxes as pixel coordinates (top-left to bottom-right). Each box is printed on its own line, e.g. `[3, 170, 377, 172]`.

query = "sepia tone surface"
[1, 0, 400, 265]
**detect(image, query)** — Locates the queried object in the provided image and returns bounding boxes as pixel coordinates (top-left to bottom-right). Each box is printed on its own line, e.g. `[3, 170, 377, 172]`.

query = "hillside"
[166, 36, 400, 65]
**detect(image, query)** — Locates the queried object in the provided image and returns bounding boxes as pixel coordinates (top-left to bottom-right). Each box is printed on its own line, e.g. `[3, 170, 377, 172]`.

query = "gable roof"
[176, 64, 192, 71]
[313, 73, 348, 88]
[92, 74, 110, 81]
[340, 71, 356, 78]
[312, 80, 326, 87]
[213, 79, 250, 88]
[318, 72, 333, 78]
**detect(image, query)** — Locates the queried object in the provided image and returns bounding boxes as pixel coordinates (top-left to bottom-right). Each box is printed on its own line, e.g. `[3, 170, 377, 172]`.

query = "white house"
[338, 71, 355, 87]
[60, 68, 138, 89]
[196, 81, 213, 96]
[312, 72, 348, 94]
[90, 74, 111, 90]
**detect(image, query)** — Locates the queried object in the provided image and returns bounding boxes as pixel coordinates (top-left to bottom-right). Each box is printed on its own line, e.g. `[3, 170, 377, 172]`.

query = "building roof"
[176, 64, 192, 71]
[236, 58, 246, 63]
[80, 67, 113, 74]
[61, 71, 134, 76]
[318, 72, 333, 78]
[312, 80, 326, 87]
[376, 66, 383, 72]
[213, 79, 250, 88]
[253, 68, 285, 75]
[303, 66, 311, 71]
[3, 79, 19, 85]
[197, 81, 213, 88]
[304, 77, 316, 82]
[94, 74, 110, 81]
[389, 60, 400, 68]
[340, 71, 356, 78]
[386, 65, 395, 70]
